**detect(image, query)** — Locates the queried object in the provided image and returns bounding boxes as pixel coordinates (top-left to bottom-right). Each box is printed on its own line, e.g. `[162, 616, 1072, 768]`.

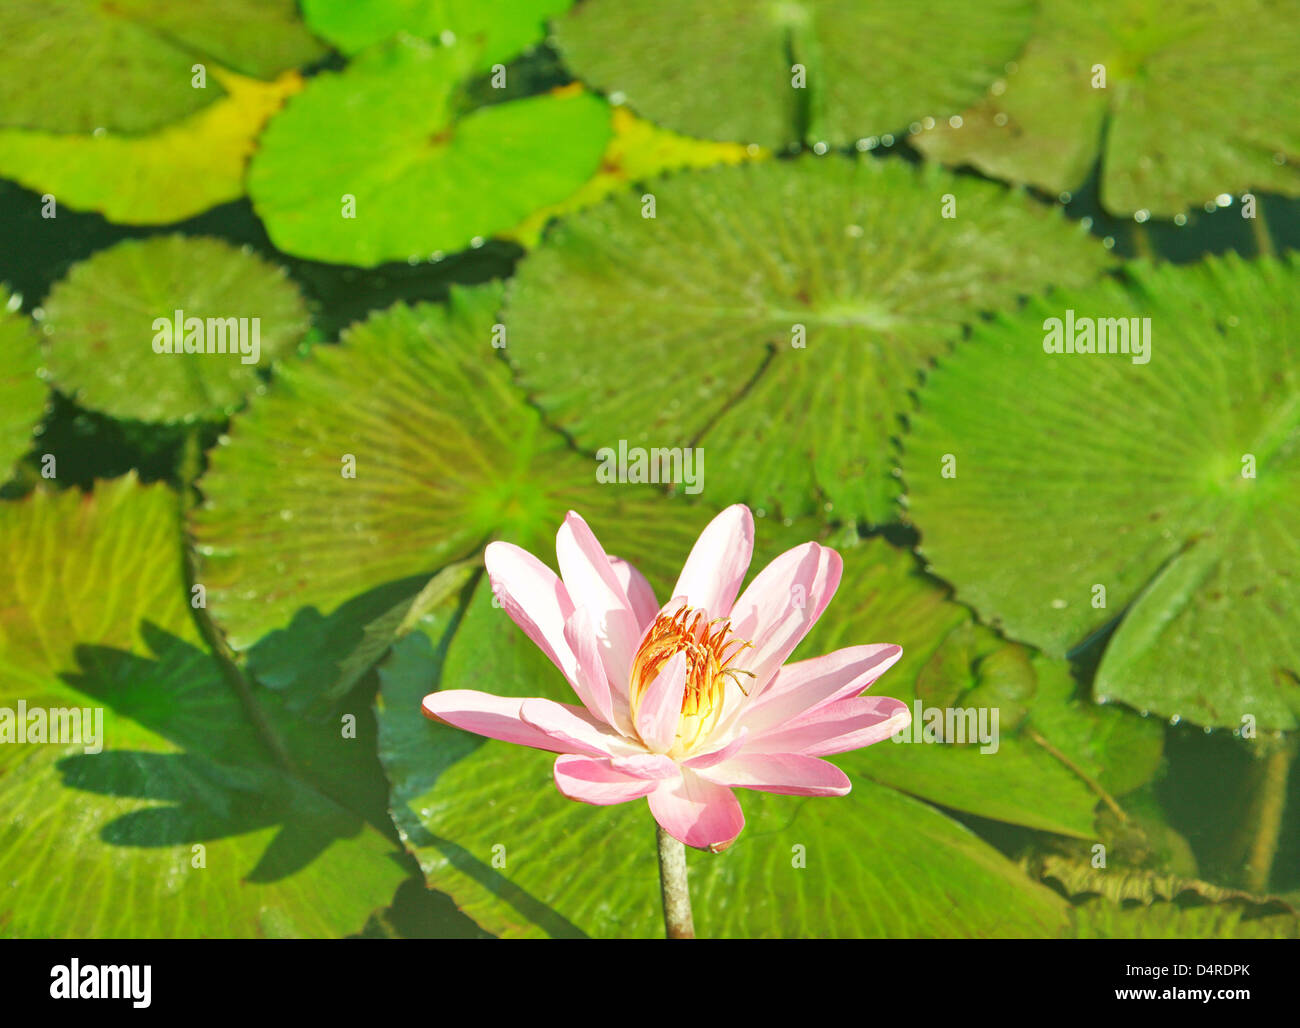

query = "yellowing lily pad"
[0, 0, 324, 134]
[913, 0, 1300, 217]
[904, 254, 1300, 730]
[505, 156, 1112, 524]
[0, 287, 46, 479]
[248, 36, 612, 266]
[555, 0, 1034, 148]
[0, 68, 303, 225]
[505, 106, 761, 248]
[302, 0, 572, 67]
[39, 235, 310, 424]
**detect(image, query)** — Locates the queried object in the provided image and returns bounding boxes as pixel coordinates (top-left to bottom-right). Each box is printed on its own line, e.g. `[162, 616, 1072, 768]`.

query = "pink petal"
[519, 697, 641, 757]
[669, 504, 754, 619]
[609, 753, 681, 779]
[743, 696, 911, 756]
[695, 752, 851, 796]
[608, 556, 660, 630]
[562, 605, 619, 729]
[741, 643, 904, 735]
[728, 542, 842, 694]
[554, 755, 661, 805]
[648, 770, 745, 852]
[680, 727, 749, 770]
[423, 690, 621, 756]
[634, 651, 688, 753]
[484, 541, 577, 683]
[556, 512, 642, 686]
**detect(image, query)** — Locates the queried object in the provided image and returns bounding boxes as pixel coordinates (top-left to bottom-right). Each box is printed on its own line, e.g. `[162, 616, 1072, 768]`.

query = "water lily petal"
[519, 697, 642, 757]
[553, 755, 662, 804]
[634, 650, 688, 753]
[422, 690, 620, 756]
[556, 511, 643, 685]
[484, 540, 577, 682]
[562, 604, 620, 729]
[608, 555, 660, 630]
[668, 503, 754, 619]
[743, 696, 911, 756]
[695, 752, 851, 796]
[609, 752, 681, 779]
[728, 540, 842, 695]
[680, 727, 748, 769]
[648, 770, 745, 852]
[740, 643, 903, 735]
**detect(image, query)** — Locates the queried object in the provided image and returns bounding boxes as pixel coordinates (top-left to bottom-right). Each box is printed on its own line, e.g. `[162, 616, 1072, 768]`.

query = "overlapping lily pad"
[799, 536, 1162, 837]
[377, 571, 1071, 938]
[303, 0, 571, 67]
[0, 477, 407, 938]
[38, 235, 310, 423]
[190, 283, 713, 703]
[504, 107, 759, 248]
[505, 155, 1111, 524]
[903, 254, 1300, 730]
[248, 36, 612, 266]
[0, 70, 303, 225]
[554, 0, 1033, 148]
[913, 0, 1300, 217]
[0, 288, 45, 479]
[0, 0, 324, 135]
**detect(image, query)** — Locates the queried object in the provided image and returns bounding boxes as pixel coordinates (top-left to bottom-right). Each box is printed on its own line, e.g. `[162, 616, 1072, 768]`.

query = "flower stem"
[656, 825, 696, 939]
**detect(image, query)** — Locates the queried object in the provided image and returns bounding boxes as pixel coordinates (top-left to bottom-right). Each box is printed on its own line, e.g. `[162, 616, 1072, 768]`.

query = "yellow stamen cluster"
[629, 605, 754, 753]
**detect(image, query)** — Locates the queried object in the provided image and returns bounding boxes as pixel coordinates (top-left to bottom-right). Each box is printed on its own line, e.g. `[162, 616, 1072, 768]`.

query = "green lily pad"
[0, 0, 324, 135]
[504, 155, 1111, 524]
[554, 0, 1033, 148]
[799, 536, 1162, 837]
[913, 0, 1300, 217]
[302, 0, 571, 66]
[247, 36, 612, 266]
[0, 477, 408, 938]
[190, 283, 712, 702]
[38, 235, 310, 424]
[903, 254, 1300, 730]
[0, 69, 303, 225]
[0, 288, 46, 479]
[377, 574, 1070, 938]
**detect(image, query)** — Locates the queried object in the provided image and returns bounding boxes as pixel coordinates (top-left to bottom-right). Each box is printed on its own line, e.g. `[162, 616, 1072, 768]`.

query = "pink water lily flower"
[422, 505, 910, 852]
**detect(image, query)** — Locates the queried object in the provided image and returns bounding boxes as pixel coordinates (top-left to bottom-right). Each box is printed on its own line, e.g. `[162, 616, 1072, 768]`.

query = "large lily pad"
[0, 0, 324, 135]
[190, 283, 712, 701]
[800, 536, 1162, 837]
[0, 288, 46, 479]
[903, 254, 1300, 730]
[302, 0, 571, 67]
[247, 36, 612, 266]
[504, 155, 1111, 524]
[0, 477, 408, 938]
[377, 573, 1071, 938]
[554, 0, 1033, 148]
[38, 235, 310, 424]
[0, 69, 303, 225]
[913, 0, 1300, 217]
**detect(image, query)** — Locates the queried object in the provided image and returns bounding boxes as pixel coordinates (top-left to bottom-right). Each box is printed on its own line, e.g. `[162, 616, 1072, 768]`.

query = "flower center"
[629, 605, 754, 753]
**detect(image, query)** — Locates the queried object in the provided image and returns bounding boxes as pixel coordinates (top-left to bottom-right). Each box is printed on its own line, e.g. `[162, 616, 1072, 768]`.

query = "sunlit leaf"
[505, 155, 1111, 524]
[38, 235, 310, 424]
[903, 254, 1300, 730]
